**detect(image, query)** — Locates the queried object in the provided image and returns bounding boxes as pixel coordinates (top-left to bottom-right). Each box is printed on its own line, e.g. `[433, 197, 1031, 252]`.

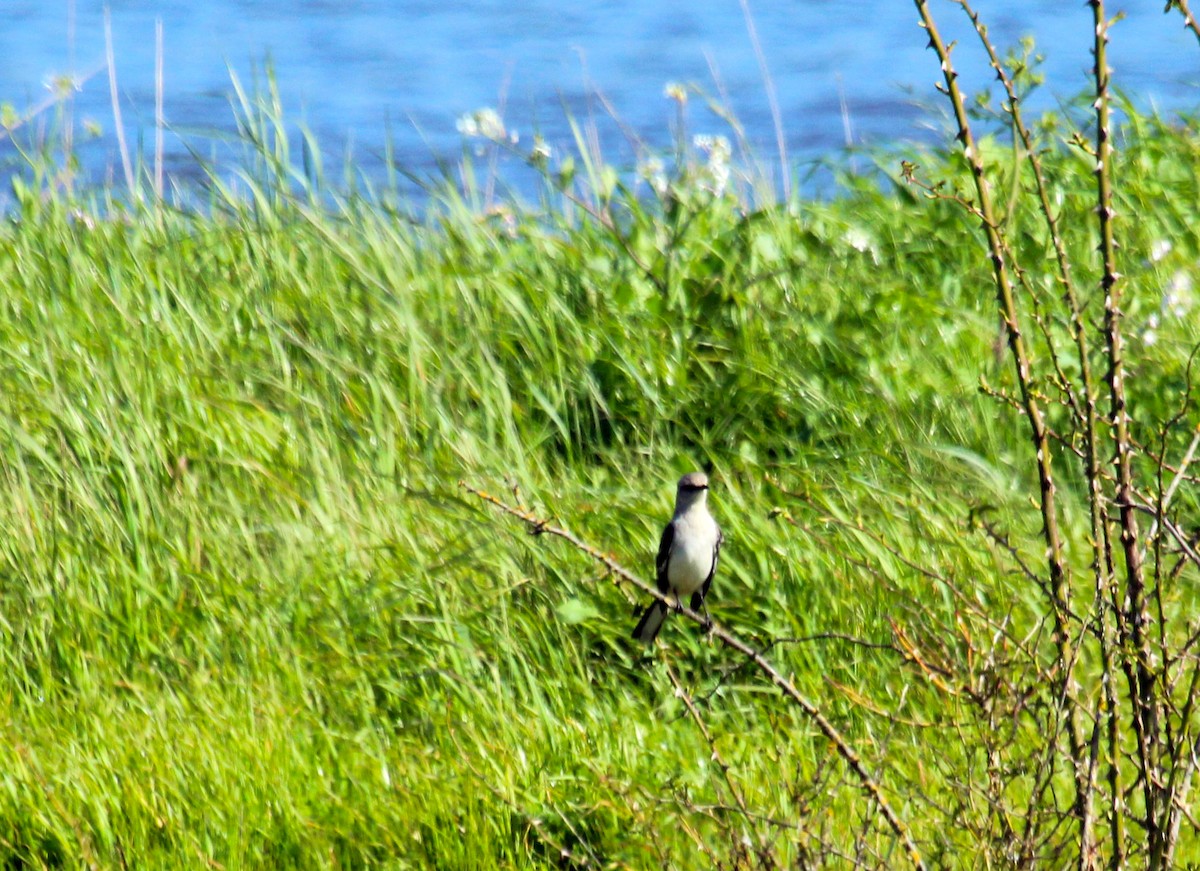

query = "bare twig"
[461, 480, 928, 869]
[663, 659, 778, 865]
[1165, 0, 1200, 46]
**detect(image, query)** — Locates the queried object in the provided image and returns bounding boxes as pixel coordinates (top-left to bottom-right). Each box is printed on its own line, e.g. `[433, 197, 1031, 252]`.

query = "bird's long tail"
[631, 600, 668, 644]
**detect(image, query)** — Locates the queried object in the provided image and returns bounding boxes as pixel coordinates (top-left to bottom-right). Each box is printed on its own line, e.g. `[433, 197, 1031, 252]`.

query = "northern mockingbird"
[631, 471, 723, 644]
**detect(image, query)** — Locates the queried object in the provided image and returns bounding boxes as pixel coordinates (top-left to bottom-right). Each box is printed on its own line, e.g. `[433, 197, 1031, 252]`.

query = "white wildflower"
[1150, 239, 1172, 262]
[1163, 269, 1193, 319]
[843, 226, 879, 264]
[693, 134, 731, 197]
[638, 155, 668, 197]
[844, 227, 872, 253]
[456, 107, 507, 142]
[664, 81, 688, 104]
[43, 73, 82, 95]
[530, 136, 551, 162]
[1143, 311, 1160, 347]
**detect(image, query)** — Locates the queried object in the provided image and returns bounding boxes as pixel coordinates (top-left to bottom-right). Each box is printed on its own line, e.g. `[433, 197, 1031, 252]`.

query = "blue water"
[3, 1, 1198, 198]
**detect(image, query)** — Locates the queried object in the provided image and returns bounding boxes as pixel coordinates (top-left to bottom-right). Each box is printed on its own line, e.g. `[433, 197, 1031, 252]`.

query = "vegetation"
[2, 2, 1200, 867]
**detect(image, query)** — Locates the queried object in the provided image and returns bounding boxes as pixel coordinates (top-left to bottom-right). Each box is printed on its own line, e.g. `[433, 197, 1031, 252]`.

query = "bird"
[631, 471, 723, 644]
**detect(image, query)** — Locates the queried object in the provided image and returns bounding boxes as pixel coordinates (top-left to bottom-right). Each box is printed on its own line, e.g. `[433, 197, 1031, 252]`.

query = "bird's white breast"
[667, 511, 719, 596]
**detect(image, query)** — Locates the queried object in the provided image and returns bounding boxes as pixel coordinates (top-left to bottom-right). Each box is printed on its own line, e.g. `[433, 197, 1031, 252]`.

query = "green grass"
[1, 86, 1199, 866]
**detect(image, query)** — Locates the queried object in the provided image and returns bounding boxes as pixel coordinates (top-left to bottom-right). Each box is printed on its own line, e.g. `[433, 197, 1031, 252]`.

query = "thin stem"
[663, 659, 775, 863]
[155, 18, 164, 201]
[739, 0, 788, 201]
[104, 8, 136, 195]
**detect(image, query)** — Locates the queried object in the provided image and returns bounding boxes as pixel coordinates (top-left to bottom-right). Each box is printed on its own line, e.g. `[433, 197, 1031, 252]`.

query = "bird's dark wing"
[632, 522, 676, 644]
[655, 521, 674, 594]
[690, 525, 723, 611]
[631, 600, 668, 644]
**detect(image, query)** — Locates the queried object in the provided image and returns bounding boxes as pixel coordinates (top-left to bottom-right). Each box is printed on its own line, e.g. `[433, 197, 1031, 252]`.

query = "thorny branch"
[907, 8, 1086, 793]
[461, 480, 929, 870]
[910, 0, 1200, 865]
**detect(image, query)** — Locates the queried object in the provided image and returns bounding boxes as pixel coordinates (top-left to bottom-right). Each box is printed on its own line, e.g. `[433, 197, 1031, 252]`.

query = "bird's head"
[675, 471, 710, 509]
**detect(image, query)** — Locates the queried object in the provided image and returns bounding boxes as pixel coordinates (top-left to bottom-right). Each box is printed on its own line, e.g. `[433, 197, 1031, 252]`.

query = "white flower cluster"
[637, 155, 668, 197]
[1142, 240, 1194, 347]
[455, 107, 514, 144]
[693, 134, 731, 197]
[1162, 269, 1193, 319]
[842, 226, 879, 263]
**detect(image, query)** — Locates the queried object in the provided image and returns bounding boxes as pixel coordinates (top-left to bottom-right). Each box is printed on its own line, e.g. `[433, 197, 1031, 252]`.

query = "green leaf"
[555, 598, 600, 625]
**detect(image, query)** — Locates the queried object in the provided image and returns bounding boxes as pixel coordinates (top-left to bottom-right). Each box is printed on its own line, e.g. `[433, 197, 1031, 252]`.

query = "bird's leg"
[701, 601, 713, 633]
